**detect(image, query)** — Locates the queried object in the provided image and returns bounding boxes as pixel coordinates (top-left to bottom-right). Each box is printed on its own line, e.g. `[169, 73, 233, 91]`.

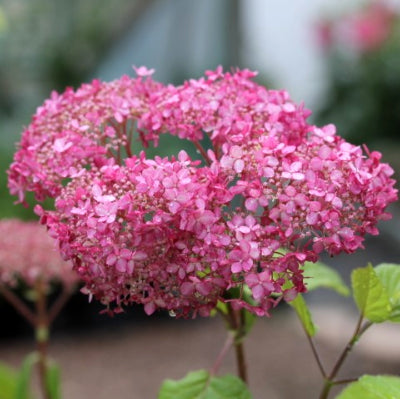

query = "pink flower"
[348, 1, 395, 52]
[316, 1, 397, 54]
[0, 219, 79, 290]
[8, 67, 398, 318]
[315, 20, 334, 50]
[133, 65, 155, 77]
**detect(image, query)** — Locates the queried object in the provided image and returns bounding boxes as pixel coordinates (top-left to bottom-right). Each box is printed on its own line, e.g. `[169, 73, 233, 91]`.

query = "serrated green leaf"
[15, 352, 39, 399]
[0, 362, 17, 399]
[351, 264, 391, 323]
[158, 370, 252, 399]
[303, 261, 350, 296]
[335, 374, 400, 399]
[45, 363, 61, 399]
[288, 294, 317, 337]
[375, 263, 400, 322]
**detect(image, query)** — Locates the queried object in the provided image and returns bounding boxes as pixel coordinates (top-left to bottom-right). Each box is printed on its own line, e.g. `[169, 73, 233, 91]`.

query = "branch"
[0, 284, 36, 326]
[48, 285, 75, 325]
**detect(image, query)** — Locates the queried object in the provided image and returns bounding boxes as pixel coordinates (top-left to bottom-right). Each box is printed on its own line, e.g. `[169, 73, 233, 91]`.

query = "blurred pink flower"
[347, 1, 395, 52]
[316, 1, 396, 53]
[315, 20, 334, 50]
[0, 219, 78, 290]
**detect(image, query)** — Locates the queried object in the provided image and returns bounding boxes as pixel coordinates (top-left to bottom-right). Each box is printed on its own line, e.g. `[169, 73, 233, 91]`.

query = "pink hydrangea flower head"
[317, 1, 397, 54]
[8, 67, 398, 317]
[348, 1, 395, 52]
[0, 219, 79, 290]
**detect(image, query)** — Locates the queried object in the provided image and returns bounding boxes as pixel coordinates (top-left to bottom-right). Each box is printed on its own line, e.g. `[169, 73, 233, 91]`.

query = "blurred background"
[0, 1, 400, 398]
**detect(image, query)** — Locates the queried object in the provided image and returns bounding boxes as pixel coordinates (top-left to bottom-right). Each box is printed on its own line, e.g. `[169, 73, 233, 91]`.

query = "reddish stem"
[211, 332, 234, 376]
[193, 140, 211, 165]
[48, 286, 74, 325]
[227, 305, 249, 384]
[318, 314, 372, 399]
[0, 284, 36, 326]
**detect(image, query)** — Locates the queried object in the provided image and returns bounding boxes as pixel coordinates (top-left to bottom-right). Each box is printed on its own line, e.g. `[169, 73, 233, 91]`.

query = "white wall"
[241, 0, 365, 109]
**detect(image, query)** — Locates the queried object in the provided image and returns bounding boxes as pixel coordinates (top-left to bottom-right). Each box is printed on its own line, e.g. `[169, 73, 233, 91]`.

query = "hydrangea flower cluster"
[317, 1, 396, 53]
[0, 219, 78, 290]
[8, 67, 397, 317]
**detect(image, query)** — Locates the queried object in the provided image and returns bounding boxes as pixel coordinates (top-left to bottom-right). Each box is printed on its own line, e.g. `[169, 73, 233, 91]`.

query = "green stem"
[35, 279, 51, 399]
[332, 377, 359, 385]
[319, 381, 333, 399]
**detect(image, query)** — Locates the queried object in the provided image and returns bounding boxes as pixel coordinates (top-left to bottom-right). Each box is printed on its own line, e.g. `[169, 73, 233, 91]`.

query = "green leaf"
[45, 363, 61, 399]
[351, 264, 392, 323]
[210, 301, 227, 317]
[336, 374, 400, 398]
[303, 261, 350, 296]
[15, 352, 39, 399]
[215, 301, 228, 316]
[241, 309, 256, 337]
[288, 294, 317, 337]
[375, 263, 400, 322]
[240, 285, 257, 337]
[0, 362, 17, 399]
[158, 370, 252, 399]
